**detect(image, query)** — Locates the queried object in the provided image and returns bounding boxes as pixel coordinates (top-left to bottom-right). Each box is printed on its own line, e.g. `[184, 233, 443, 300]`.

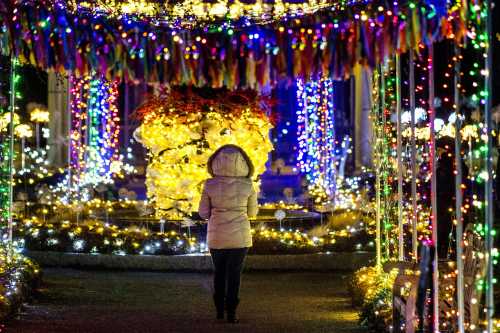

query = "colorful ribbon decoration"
[0, 0, 465, 90]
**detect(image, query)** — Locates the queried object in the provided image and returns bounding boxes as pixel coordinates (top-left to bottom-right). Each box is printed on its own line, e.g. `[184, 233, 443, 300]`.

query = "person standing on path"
[198, 144, 258, 324]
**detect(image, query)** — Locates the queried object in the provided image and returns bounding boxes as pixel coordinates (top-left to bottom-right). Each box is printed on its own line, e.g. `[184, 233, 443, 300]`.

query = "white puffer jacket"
[198, 145, 258, 249]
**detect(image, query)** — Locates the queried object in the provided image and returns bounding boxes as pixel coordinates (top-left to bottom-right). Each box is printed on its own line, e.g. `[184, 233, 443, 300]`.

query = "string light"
[70, 0, 404, 26]
[82, 78, 121, 186]
[0, 1, 494, 330]
[459, 0, 498, 329]
[2, 0, 465, 89]
[0, 59, 41, 324]
[351, 266, 399, 330]
[67, 76, 125, 202]
[17, 215, 373, 255]
[297, 77, 348, 203]
[0, 246, 40, 319]
[0, 59, 16, 226]
[360, 35, 498, 331]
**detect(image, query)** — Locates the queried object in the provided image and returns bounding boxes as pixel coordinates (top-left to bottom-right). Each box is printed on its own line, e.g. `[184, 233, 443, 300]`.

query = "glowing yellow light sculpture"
[135, 93, 273, 219]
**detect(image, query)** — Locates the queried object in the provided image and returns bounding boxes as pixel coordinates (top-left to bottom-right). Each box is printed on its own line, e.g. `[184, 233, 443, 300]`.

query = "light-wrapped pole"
[484, 0, 494, 329]
[428, 43, 439, 333]
[453, 45, 465, 333]
[410, 51, 418, 262]
[8, 57, 16, 243]
[396, 54, 404, 261]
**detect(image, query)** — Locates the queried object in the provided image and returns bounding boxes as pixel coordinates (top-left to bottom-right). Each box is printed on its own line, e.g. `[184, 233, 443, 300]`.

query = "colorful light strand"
[366, 35, 498, 330]
[456, 0, 498, 329]
[6, 57, 20, 242]
[69, 76, 121, 197]
[0, 0, 465, 90]
[296, 77, 340, 202]
[82, 78, 121, 186]
[0, 60, 15, 231]
[69, 75, 89, 190]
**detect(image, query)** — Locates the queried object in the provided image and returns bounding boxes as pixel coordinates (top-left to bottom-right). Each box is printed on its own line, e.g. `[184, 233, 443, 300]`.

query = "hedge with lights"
[0, 247, 41, 322]
[134, 87, 274, 219]
[16, 217, 374, 256]
[349, 266, 397, 331]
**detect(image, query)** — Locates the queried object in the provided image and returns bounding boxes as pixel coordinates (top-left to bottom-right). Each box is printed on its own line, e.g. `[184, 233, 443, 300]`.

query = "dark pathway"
[7, 268, 364, 333]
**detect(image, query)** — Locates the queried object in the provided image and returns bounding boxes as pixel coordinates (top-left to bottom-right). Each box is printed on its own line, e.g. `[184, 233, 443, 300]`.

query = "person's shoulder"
[204, 178, 216, 187]
[237, 178, 254, 190]
[237, 177, 252, 184]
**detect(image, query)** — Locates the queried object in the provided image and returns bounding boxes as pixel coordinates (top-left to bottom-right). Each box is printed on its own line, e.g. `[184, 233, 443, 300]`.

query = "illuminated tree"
[135, 88, 273, 219]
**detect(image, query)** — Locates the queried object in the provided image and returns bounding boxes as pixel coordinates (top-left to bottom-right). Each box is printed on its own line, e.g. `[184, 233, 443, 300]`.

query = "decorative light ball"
[274, 209, 286, 221]
[14, 124, 33, 138]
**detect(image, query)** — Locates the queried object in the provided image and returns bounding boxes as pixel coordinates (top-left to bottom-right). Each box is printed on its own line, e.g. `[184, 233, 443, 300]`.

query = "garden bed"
[16, 218, 374, 256]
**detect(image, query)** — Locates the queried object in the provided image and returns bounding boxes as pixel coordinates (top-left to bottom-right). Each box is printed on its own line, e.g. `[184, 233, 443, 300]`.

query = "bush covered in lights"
[134, 88, 273, 219]
[349, 266, 397, 331]
[0, 248, 41, 321]
[18, 220, 197, 256]
[249, 228, 319, 255]
[16, 218, 374, 256]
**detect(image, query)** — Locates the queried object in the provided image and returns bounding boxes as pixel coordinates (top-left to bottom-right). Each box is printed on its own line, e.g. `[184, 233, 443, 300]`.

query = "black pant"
[210, 248, 248, 313]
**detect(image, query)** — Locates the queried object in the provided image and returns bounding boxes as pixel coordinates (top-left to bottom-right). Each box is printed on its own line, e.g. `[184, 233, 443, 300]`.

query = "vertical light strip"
[308, 80, 320, 187]
[70, 76, 88, 195]
[380, 61, 389, 260]
[484, 0, 494, 329]
[296, 78, 308, 177]
[70, 76, 120, 190]
[373, 66, 382, 269]
[453, 45, 465, 333]
[296, 77, 336, 197]
[428, 43, 439, 333]
[323, 79, 336, 196]
[409, 50, 418, 262]
[396, 54, 404, 261]
[67, 75, 73, 194]
[7, 57, 16, 243]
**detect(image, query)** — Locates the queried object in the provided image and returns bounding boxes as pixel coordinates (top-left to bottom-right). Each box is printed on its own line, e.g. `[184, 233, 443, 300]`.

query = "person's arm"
[198, 183, 211, 220]
[247, 186, 258, 218]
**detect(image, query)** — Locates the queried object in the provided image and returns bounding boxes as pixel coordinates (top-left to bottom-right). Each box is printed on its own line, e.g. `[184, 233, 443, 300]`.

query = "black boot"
[213, 294, 224, 320]
[226, 298, 239, 323]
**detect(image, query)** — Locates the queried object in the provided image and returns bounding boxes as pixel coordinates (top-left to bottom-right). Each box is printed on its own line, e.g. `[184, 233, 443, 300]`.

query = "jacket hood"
[208, 145, 254, 178]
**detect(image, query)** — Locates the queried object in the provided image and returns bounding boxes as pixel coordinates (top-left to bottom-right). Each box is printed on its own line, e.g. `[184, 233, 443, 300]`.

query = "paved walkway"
[7, 269, 364, 333]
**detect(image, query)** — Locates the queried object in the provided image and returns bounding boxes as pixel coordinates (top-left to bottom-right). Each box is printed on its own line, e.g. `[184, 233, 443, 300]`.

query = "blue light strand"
[296, 77, 338, 198]
[83, 78, 120, 186]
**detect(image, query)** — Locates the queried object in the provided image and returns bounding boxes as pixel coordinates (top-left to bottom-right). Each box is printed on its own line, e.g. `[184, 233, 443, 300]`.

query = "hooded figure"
[199, 144, 258, 249]
[198, 144, 258, 323]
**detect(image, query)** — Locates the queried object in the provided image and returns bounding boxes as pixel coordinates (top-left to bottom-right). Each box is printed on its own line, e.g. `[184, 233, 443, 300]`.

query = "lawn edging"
[24, 251, 374, 272]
